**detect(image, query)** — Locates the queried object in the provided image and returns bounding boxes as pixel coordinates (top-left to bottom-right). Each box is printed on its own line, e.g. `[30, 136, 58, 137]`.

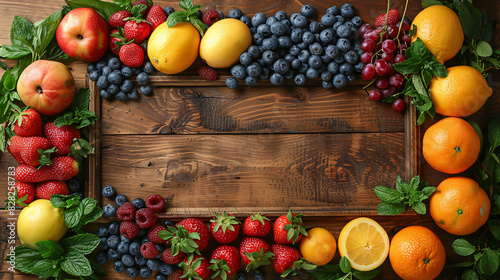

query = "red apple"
[17, 60, 75, 116]
[56, 7, 108, 62]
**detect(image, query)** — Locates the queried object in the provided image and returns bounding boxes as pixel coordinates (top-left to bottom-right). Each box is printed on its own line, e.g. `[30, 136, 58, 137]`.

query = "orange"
[429, 177, 490, 235]
[299, 227, 337, 266]
[338, 217, 389, 271]
[422, 117, 480, 174]
[147, 22, 200, 74]
[430, 66, 492, 117]
[411, 5, 463, 63]
[389, 226, 446, 280]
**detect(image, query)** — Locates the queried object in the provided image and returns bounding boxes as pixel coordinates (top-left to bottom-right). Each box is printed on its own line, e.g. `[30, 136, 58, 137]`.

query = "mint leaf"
[60, 233, 100, 255]
[339, 256, 351, 273]
[81, 197, 97, 215]
[377, 200, 406, 215]
[189, 18, 205, 37]
[476, 41, 493, 57]
[12, 246, 43, 274]
[179, 0, 193, 11]
[33, 10, 62, 57]
[71, 88, 90, 112]
[412, 201, 426, 215]
[308, 264, 343, 280]
[393, 57, 424, 75]
[479, 248, 499, 276]
[352, 265, 384, 280]
[64, 202, 84, 228]
[60, 251, 92, 276]
[166, 11, 189, 27]
[374, 186, 403, 204]
[452, 239, 476, 256]
[36, 240, 64, 260]
[31, 259, 60, 279]
[428, 60, 447, 78]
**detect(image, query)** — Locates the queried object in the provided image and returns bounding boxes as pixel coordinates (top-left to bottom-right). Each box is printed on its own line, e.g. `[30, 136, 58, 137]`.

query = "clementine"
[299, 227, 337, 266]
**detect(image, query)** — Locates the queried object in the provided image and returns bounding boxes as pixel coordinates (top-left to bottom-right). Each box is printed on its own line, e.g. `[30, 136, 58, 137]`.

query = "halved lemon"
[338, 217, 389, 271]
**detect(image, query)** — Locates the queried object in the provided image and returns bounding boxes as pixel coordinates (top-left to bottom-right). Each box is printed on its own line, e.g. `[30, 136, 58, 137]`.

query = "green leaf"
[12, 246, 43, 274]
[79, 206, 103, 227]
[374, 186, 403, 203]
[36, 240, 64, 260]
[457, 1, 482, 40]
[166, 11, 189, 27]
[81, 198, 97, 215]
[393, 57, 424, 75]
[309, 264, 344, 280]
[489, 224, 500, 241]
[461, 269, 479, 280]
[89, 259, 107, 277]
[479, 248, 499, 275]
[179, 0, 193, 11]
[339, 256, 351, 273]
[189, 18, 205, 37]
[428, 60, 447, 78]
[410, 38, 431, 60]
[421, 0, 443, 8]
[72, 88, 91, 112]
[412, 201, 427, 215]
[476, 41, 493, 57]
[31, 259, 60, 279]
[60, 251, 92, 276]
[33, 10, 62, 56]
[352, 265, 384, 280]
[488, 116, 500, 151]
[64, 202, 84, 228]
[449, 261, 474, 268]
[65, 0, 123, 21]
[452, 239, 476, 256]
[10, 16, 34, 46]
[60, 233, 101, 255]
[421, 69, 433, 87]
[0, 45, 31, 59]
[481, 11, 493, 42]
[377, 200, 406, 215]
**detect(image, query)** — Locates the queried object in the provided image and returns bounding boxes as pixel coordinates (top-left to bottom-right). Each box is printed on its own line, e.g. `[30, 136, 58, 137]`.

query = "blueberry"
[96, 60, 107, 71]
[89, 70, 101, 82]
[336, 38, 351, 53]
[132, 67, 142, 76]
[339, 63, 354, 75]
[99, 237, 108, 250]
[333, 73, 348, 88]
[258, 67, 270, 80]
[108, 57, 121, 70]
[121, 67, 133, 77]
[254, 268, 265, 280]
[97, 226, 109, 237]
[135, 255, 147, 266]
[290, 29, 303, 43]
[251, 13, 266, 27]
[140, 85, 152, 96]
[325, 45, 339, 59]
[289, 45, 301, 56]
[321, 14, 336, 27]
[273, 59, 290, 75]
[349, 28, 359, 40]
[246, 63, 262, 77]
[306, 67, 320, 79]
[269, 73, 284, 85]
[248, 45, 260, 59]
[276, 36, 291, 49]
[217, 10, 225, 19]
[136, 72, 150, 86]
[262, 37, 278, 50]
[102, 66, 112, 77]
[142, 61, 154, 74]
[328, 62, 340, 74]
[121, 254, 135, 267]
[222, 77, 237, 89]
[128, 241, 140, 256]
[320, 29, 334, 43]
[256, 24, 271, 37]
[266, 16, 278, 26]
[130, 198, 145, 209]
[127, 267, 139, 278]
[229, 65, 245, 79]
[341, 3, 356, 18]
[336, 24, 351, 38]
[300, 5, 314, 17]
[281, 19, 291, 27]
[107, 234, 120, 249]
[108, 221, 120, 235]
[103, 204, 117, 217]
[140, 267, 152, 278]
[308, 55, 322, 69]
[334, 55, 345, 64]
[347, 74, 356, 83]
[127, 89, 140, 101]
[147, 259, 160, 271]
[298, 50, 311, 63]
[290, 13, 308, 28]
[344, 50, 359, 65]
[107, 248, 121, 261]
[252, 33, 264, 45]
[335, 15, 345, 24]
[244, 76, 258, 86]
[236, 271, 248, 280]
[291, 58, 301, 69]
[327, 6, 340, 15]
[107, 84, 120, 94]
[239, 52, 253, 66]
[99, 89, 111, 99]
[117, 241, 130, 255]
[284, 54, 295, 63]
[308, 42, 323, 55]
[275, 11, 287, 21]
[309, 21, 323, 33]
[284, 70, 295, 80]
[114, 260, 126, 272]
[164, 220, 175, 228]
[354, 62, 366, 73]
[228, 9, 242, 19]
[333, 21, 343, 31]
[277, 48, 287, 57]
[156, 274, 167, 280]
[298, 63, 309, 74]
[196, 10, 202, 19]
[96, 75, 109, 89]
[321, 71, 333, 81]
[240, 15, 251, 27]
[95, 251, 107, 265]
[322, 81, 334, 89]
[321, 54, 332, 64]
[107, 72, 122, 85]
[270, 22, 286, 36]
[120, 79, 134, 93]
[159, 263, 174, 275]
[344, 21, 355, 29]
[115, 91, 128, 101]
[302, 31, 315, 44]
[163, 7, 174, 16]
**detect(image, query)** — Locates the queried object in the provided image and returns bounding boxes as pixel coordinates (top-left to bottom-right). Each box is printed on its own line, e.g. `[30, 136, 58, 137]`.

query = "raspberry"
[161, 248, 186, 264]
[116, 202, 136, 221]
[202, 9, 220, 26]
[197, 66, 219, 82]
[135, 208, 158, 228]
[120, 221, 140, 239]
[140, 242, 160, 259]
[146, 194, 165, 213]
[148, 224, 167, 244]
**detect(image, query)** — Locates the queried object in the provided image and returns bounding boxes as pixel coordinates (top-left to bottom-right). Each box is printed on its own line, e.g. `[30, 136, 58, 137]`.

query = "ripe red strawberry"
[43, 122, 81, 156]
[119, 42, 144, 68]
[7, 182, 35, 206]
[148, 224, 167, 244]
[375, 9, 400, 28]
[146, 5, 166, 32]
[243, 213, 271, 237]
[181, 255, 210, 280]
[117, 202, 136, 221]
[172, 269, 184, 280]
[109, 30, 123, 55]
[133, 0, 151, 16]
[198, 66, 219, 81]
[108, 10, 132, 29]
[123, 19, 150, 44]
[176, 218, 210, 251]
[273, 209, 309, 244]
[35, 181, 69, 199]
[271, 244, 301, 274]
[141, 241, 160, 259]
[202, 9, 219, 26]
[210, 212, 240, 244]
[161, 248, 186, 264]
[15, 156, 79, 183]
[120, 221, 140, 239]
[239, 237, 273, 270]
[146, 194, 165, 212]
[209, 245, 241, 279]
[12, 108, 42, 137]
[8, 136, 54, 167]
[135, 207, 158, 228]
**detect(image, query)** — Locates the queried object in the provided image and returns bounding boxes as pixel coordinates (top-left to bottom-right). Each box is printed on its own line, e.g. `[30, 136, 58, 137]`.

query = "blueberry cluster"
[224, 4, 364, 89]
[236, 268, 265, 280]
[87, 54, 153, 102]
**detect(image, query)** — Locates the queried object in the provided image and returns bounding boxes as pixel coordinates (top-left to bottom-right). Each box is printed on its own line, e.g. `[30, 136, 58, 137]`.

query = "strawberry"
[8, 136, 55, 167]
[198, 66, 219, 81]
[239, 237, 273, 271]
[273, 209, 309, 244]
[108, 10, 131, 29]
[180, 254, 211, 280]
[15, 156, 79, 183]
[172, 269, 184, 280]
[375, 9, 400, 28]
[7, 182, 35, 206]
[132, 0, 151, 16]
[202, 9, 219, 26]
[123, 19, 150, 44]
[35, 181, 69, 199]
[209, 245, 241, 279]
[176, 218, 210, 251]
[43, 122, 81, 156]
[271, 244, 301, 274]
[119, 42, 144, 68]
[109, 30, 123, 55]
[12, 108, 42, 137]
[146, 5, 167, 32]
[243, 213, 271, 237]
[161, 247, 186, 264]
[210, 212, 240, 244]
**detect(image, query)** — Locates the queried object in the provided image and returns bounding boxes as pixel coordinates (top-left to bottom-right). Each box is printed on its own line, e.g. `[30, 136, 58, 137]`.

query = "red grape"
[362, 64, 376, 80]
[381, 52, 395, 63]
[392, 98, 405, 112]
[369, 89, 382, 101]
[358, 23, 373, 37]
[389, 73, 405, 88]
[386, 63, 395, 76]
[375, 60, 389, 76]
[402, 34, 411, 43]
[376, 77, 389, 90]
[397, 21, 410, 32]
[360, 52, 374, 64]
[364, 30, 380, 42]
[394, 54, 406, 63]
[382, 39, 397, 53]
[382, 86, 397, 99]
[387, 25, 399, 38]
[361, 39, 376, 52]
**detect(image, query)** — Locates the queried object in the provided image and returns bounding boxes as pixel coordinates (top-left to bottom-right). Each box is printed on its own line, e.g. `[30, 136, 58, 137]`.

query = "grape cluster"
[359, 19, 411, 112]
[224, 3, 365, 89]
[87, 52, 153, 102]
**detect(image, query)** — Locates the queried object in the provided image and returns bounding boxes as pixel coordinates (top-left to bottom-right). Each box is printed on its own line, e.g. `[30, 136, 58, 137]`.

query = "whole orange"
[422, 117, 480, 174]
[299, 227, 337, 266]
[389, 226, 446, 280]
[429, 177, 490, 235]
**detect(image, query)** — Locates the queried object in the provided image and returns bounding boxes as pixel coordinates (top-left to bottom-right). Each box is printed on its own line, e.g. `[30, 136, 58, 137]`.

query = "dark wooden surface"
[1, 0, 499, 279]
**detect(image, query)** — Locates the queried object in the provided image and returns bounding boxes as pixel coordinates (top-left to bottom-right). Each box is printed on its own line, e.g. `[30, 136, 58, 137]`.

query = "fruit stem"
[396, 0, 410, 40]
[384, 0, 391, 26]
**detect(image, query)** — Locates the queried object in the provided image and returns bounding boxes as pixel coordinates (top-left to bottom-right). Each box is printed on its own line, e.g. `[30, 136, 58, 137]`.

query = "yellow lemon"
[299, 227, 337, 266]
[17, 199, 67, 250]
[199, 18, 252, 68]
[338, 217, 389, 271]
[148, 22, 200, 74]
[429, 66, 492, 117]
[411, 5, 464, 63]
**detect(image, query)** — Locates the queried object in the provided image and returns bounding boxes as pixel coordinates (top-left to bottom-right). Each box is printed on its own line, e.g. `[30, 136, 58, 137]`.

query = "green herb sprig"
[50, 194, 103, 233]
[166, 0, 205, 36]
[308, 256, 383, 280]
[54, 88, 97, 129]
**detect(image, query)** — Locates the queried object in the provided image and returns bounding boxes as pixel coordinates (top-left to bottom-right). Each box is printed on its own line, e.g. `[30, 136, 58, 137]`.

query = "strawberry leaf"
[37, 147, 57, 168]
[245, 248, 274, 271]
[70, 138, 94, 162]
[130, 4, 147, 16]
[251, 213, 270, 225]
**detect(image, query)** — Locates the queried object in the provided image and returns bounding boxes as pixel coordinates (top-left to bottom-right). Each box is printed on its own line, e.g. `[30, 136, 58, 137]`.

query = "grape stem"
[395, 0, 410, 40]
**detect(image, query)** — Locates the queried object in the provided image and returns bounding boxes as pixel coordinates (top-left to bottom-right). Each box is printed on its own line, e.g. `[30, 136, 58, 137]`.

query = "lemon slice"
[338, 217, 389, 271]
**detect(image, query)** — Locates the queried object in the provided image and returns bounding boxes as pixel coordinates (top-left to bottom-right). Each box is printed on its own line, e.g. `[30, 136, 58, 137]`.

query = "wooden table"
[1, 0, 499, 279]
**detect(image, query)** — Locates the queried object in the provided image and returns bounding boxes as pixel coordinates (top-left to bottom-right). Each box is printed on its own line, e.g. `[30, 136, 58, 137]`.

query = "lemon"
[411, 5, 464, 63]
[148, 22, 200, 74]
[429, 65, 492, 117]
[199, 18, 252, 68]
[17, 199, 67, 250]
[338, 217, 389, 271]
